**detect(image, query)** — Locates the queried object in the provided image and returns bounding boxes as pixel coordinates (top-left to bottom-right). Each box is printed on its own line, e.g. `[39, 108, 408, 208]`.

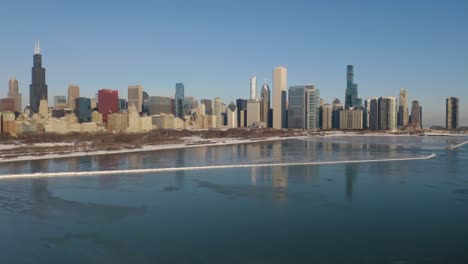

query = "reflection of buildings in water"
[175, 149, 185, 188]
[30, 160, 50, 219]
[30, 159, 49, 173]
[345, 164, 358, 202]
[127, 153, 143, 170]
[67, 157, 79, 171]
[246, 143, 261, 163]
[96, 155, 121, 189]
[287, 164, 320, 185]
[272, 166, 288, 203]
[250, 167, 257, 185]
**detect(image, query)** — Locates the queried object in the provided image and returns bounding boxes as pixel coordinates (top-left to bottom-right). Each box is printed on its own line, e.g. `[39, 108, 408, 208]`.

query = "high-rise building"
[39, 99, 48, 117]
[118, 99, 127, 111]
[98, 89, 119, 123]
[226, 102, 237, 128]
[368, 98, 379, 130]
[184, 96, 196, 116]
[410, 100, 422, 130]
[321, 104, 332, 130]
[378, 96, 397, 130]
[175, 83, 184, 118]
[148, 96, 173, 115]
[287, 86, 307, 129]
[29, 41, 48, 114]
[8, 77, 22, 113]
[397, 89, 409, 127]
[332, 99, 344, 129]
[250, 76, 257, 100]
[54, 95, 67, 109]
[214, 97, 222, 128]
[128, 85, 143, 113]
[273, 67, 287, 129]
[446, 97, 459, 130]
[246, 100, 261, 127]
[200, 99, 212, 115]
[345, 65, 359, 109]
[306, 86, 320, 130]
[236, 99, 247, 127]
[75, 97, 91, 123]
[68, 84, 80, 110]
[260, 80, 271, 128]
[339, 109, 363, 129]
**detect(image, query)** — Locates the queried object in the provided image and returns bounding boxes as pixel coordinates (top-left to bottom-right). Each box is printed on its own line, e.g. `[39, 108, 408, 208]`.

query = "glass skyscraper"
[175, 83, 184, 119]
[287, 85, 319, 129]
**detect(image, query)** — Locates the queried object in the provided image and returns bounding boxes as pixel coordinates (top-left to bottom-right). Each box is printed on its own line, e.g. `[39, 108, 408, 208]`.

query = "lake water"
[0, 136, 467, 263]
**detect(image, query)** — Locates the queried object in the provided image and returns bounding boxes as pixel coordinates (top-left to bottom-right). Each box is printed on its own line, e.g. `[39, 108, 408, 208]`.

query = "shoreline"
[0, 132, 467, 164]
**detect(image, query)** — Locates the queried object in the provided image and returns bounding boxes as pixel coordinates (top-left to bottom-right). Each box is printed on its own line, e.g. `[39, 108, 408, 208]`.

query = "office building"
[321, 104, 332, 129]
[378, 96, 397, 130]
[213, 97, 222, 128]
[332, 99, 344, 129]
[236, 99, 247, 127]
[446, 97, 459, 129]
[398, 89, 409, 127]
[128, 85, 143, 113]
[175, 83, 184, 118]
[410, 100, 422, 130]
[75, 97, 91, 123]
[260, 79, 271, 128]
[201, 99, 212, 115]
[29, 41, 48, 113]
[339, 109, 363, 129]
[273, 66, 287, 129]
[226, 102, 237, 128]
[98, 89, 119, 123]
[148, 96, 173, 115]
[246, 100, 261, 127]
[118, 99, 127, 111]
[250, 76, 257, 100]
[306, 86, 320, 130]
[345, 65, 359, 109]
[68, 84, 80, 110]
[288, 86, 307, 128]
[8, 77, 22, 113]
[54, 95, 67, 109]
[368, 98, 379, 130]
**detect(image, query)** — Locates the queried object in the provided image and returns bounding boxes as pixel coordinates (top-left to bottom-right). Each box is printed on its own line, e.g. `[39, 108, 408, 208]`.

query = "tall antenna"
[34, 40, 41, 54]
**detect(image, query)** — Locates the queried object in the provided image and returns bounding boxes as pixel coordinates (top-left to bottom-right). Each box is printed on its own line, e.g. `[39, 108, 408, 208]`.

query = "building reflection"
[30, 160, 50, 219]
[271, 142, 288, 203]
[345, 164, 358, 202]
[96, 155, 121, 189]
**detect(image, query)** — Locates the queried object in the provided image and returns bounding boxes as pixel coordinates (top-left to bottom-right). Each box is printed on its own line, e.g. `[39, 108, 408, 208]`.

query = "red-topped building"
[98, 89, 119, 123]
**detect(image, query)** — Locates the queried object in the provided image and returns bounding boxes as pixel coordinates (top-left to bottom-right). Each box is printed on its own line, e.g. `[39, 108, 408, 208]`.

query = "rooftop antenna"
[34, 40, 41, 54]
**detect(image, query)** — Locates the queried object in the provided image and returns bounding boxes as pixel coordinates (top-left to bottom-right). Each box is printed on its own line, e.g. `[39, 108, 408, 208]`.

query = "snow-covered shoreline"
[0, 132, 466, 164]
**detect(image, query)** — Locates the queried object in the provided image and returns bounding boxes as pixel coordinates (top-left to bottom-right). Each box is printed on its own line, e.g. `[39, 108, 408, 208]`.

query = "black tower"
[29, 41, 48, 114]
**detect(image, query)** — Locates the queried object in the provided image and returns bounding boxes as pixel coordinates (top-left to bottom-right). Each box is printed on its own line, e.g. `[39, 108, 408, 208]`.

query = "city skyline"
[1, 1, 467, 126]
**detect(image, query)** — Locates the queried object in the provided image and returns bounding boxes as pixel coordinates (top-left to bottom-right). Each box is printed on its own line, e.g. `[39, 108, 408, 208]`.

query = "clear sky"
[1, 0, 467, 126]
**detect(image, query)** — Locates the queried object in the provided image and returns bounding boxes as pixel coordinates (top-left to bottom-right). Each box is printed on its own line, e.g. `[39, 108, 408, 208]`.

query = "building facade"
[98, 89, 119, 123]
[446, 97, 459, 129]
[398, 89, 409, 127]
[260, 80, 271, 128]
[250, 76, 257, 100]
[175, 83, 184, 118]
[75, 97, 91, 123]
[68, 84, 80, 110]
[273, 67, 287, 129]
[128, 85, 143, 113]
[29, 41, 48, 114]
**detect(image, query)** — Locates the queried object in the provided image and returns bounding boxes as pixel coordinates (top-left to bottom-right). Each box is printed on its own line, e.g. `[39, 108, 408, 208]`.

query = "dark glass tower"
[29, 41, 48, 113]
[345, 65, 359, 109]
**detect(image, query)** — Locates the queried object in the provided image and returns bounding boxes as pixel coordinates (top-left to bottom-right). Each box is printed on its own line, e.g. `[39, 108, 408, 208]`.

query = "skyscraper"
[306, 86, 320, 130]
[246, 100, 261, 127]
[68, 84, 80, 110]
[128, 85, 143, 113]
[236, 99, 247, 127]
[98, 89, 119, 123]
[214, 97, 222, 128]
[287, 86, 307, 129]
[369, 98, 379, 130]
[345, 65, 358, 109]
[175, 83, 184, 118]
[321, 104, 332, 130]
[410, 100, 422, 130]
[75, 97, 91, 123]
[332, 99, 344, 129]
[446, 97, 459, 129]
[29, 41, 48, 114]
[8, 77, 22, 112]
[260, 79, 271, 128]
[54, 95, 67, 109]
[250, 76, 257, 100]
[378, 96, 397, 130]
[398, 89, 409, 127]
[226, 102, 237, 128]
[273, 67, 287, 129]
[201, 99, 213, 115]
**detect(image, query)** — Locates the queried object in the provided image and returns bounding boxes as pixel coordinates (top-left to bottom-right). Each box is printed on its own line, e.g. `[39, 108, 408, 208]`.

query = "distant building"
[29, 41, 48, 114]
[75, 97, 91, 123]
[321, 104, 332, 129]
[54, 95, 67, 110]
[98, 89, 119, 123]
[398, 89, 409, 127]
[128, 85, 143, 113]
[345, 65, 361, 109]
[201, 99, 213, 115]
[332, 99, 343, 129]
[8, 77, 22, 113]
[446, 97, 459, 129]
[306, 86, 320, 130]
[68, 84, 80, 110]
[236, 99, 247, 127]
[288, 86, 307, 128]
[0, 98, 15, 112]
[250, 76, 257, 100]
[107, 113, 128, 132]
[213, 97, 222, 128]
[246, 100, 261, 127]
[39, 99, 48, 117]
[410, 100, 422, 130]
[148, 96, 173, 115]
[339, 109, 363, 130]
[273, 66, 287, 129]
[368, 98, 379, 130]
[260, 79, 271, 128]
[175, 83, 184, 118]
[378, 96, 397, 130]
[226, 102, 237, 128]
[118, 98, 127, 111]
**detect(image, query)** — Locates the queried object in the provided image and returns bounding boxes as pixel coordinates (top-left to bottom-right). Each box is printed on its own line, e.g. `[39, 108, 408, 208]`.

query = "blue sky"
[1, 0, 467, 126]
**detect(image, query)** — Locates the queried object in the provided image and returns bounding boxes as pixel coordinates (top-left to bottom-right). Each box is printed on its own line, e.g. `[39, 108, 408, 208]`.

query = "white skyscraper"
[273, 67, 287, 129]
[250, 76, 257, 100]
